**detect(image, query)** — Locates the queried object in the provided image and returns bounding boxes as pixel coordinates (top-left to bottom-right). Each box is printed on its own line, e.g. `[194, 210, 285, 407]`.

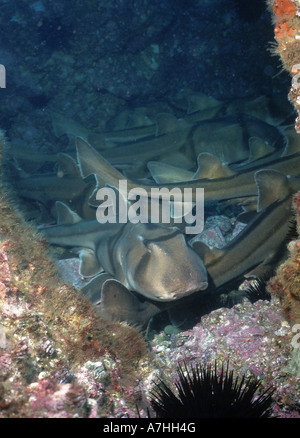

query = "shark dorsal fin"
[81, 272, 113, 305]
[187, 92, 220, 114]
[193, 153, 236, 180]
[57, 153, 81, 178]
[155, 113, 189, 136]
[76, 137, 124, 187]
[254, 169, 290, 212]
[281, 125, 300, 156]
[147, 161, 194, 183]
[248, 136, 275, 162]
[56, 201, 82, 225]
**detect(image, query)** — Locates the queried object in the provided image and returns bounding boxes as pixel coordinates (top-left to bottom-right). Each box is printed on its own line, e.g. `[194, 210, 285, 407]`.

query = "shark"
[176, 92, 294, 126]
[11, 153, 96, 220]
[41, 201, 208, 302]
[32, 138, 299, 326]
[52, 109, 285, 179]
[9, 123, 298, 221]
[90, 168, 299, 326]
[75, 137, 300, 208]
[146, 124, 300, 188]
[4, 143, 59, 173]
[187, 113, 284, 165]
[51, 110, 157, 145]
[190, 169, 300, 289]
[92, 278, 164, 325]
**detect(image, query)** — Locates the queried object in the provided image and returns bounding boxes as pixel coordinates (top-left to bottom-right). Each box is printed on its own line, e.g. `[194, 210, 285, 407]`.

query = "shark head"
[116, 223, 208, 301]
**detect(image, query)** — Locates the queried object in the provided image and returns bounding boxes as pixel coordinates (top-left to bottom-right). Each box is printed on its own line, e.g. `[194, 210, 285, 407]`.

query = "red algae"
[273, 0, 297, 19]
[268, 0, 300, 131]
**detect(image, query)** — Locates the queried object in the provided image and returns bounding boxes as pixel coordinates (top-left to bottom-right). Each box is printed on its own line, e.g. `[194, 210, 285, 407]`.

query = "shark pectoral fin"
[147, 161, 194, 183]
[247, 137, 275, 162]
[78, 248, 103, 277]
[192, 153, 236, 180]
[81, 272, 113, 305]
[99, 279, 161, 325]
[55, 201, 82, 224]
[56, 153, 81, 178]
[254, 169, 290, 212]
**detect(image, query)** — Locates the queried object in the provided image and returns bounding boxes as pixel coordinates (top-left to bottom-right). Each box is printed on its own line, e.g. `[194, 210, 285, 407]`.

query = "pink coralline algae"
[42, 213, 300, 418]
[26, 380, 88, 418]
[0, 178, 299, 418]
[0, 248, 11, 298]
[149, 298, 300, 418]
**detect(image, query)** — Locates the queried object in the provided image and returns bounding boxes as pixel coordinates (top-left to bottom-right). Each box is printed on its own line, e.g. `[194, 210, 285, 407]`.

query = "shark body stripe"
[76, 138, 300, 205]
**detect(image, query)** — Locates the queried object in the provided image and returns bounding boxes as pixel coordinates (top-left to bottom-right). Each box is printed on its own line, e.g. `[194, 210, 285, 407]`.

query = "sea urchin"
[150, 361, 274, 418]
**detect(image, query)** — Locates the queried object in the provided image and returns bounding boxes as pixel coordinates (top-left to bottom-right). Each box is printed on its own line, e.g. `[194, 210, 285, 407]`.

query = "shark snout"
[142, 253, 209, 301]
[175, 247, 209, 295]
[124, 224, 209, 302]
[166, 270, 209, 300]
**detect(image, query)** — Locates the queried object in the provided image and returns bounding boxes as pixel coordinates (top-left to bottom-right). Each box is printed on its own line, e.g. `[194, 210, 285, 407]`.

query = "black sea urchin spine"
[150, 361, 274, 418]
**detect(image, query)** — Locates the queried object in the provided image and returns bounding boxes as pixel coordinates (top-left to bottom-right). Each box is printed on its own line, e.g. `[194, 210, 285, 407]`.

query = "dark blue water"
[0, 0, 293, 148]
